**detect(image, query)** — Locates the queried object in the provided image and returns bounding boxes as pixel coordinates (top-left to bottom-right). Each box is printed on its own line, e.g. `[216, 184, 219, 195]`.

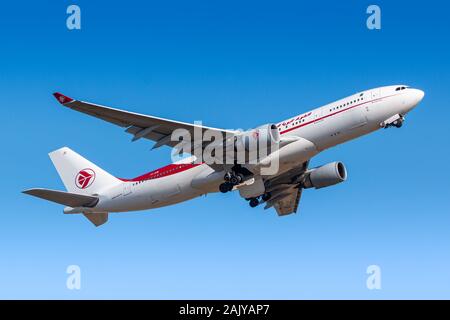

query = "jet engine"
[302, 161, 347, 189]
[235, 124, 280, 152]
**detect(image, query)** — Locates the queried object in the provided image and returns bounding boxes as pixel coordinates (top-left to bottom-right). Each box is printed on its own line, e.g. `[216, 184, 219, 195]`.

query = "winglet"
[53, 92, 74, 105]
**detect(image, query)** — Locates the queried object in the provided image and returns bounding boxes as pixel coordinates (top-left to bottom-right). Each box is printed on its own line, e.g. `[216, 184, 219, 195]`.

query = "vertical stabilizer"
[48, 147, 121, 195]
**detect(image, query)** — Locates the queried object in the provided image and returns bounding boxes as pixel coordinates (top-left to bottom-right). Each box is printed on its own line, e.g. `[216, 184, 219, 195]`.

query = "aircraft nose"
[401, 88, 425, 113]
[412, 88, 425, 104]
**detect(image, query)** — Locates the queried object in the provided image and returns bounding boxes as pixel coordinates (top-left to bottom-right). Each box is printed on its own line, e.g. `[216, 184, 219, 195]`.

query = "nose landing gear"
[381, 114, 405, 129]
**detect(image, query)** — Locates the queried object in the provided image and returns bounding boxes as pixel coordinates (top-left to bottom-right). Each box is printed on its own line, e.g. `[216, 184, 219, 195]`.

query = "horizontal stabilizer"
[23, 188, 98, 208]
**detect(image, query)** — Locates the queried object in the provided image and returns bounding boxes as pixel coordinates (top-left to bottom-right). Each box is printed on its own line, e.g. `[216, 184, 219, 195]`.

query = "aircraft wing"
[263, 161, 309, 216]
[53, 93, 238, 151]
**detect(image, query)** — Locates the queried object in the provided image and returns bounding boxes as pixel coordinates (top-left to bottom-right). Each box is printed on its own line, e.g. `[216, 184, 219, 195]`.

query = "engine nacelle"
[236, 124, 280, 152]
[302, 161, 347, 189]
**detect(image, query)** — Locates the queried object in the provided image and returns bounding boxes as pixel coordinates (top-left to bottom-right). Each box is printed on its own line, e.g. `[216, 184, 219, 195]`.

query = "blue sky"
[1, 0, 449, 299]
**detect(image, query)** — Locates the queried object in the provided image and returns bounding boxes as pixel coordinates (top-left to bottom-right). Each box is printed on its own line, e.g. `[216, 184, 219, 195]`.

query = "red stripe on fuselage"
[119, 163, 202, 182]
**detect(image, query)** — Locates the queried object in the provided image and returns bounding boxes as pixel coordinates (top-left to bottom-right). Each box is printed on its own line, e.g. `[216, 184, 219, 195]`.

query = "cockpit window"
[395, 86, 409, 91]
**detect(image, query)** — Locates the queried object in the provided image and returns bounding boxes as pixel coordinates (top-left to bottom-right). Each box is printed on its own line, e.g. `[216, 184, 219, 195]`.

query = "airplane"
[23, 85, 425, 226]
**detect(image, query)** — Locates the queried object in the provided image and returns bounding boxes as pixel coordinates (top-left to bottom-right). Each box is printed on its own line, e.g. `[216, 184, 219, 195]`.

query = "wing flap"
[273, 188, 302, 216]
[263, 161, 309, 216]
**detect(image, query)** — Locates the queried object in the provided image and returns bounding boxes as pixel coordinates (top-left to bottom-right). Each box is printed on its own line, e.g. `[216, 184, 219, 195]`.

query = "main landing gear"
[219, 165, 253, 194]
[246, 193, 271, 208]
[249, 198, 259, 208]
[219, 171, 244, 193]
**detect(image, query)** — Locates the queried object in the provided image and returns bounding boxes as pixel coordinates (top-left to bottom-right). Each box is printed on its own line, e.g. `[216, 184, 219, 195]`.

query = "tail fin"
[49, 147, 121, 195]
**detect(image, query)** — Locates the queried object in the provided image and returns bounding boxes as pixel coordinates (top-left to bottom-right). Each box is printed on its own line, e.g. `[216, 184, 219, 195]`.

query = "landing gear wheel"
[261, 193, 271, 202]
[394, 121, 403, 128]
[219, 182, 233, 193]
[225, 171, 243, 185]
[230, 175, 239, 185]
[249, 198, 259, 208]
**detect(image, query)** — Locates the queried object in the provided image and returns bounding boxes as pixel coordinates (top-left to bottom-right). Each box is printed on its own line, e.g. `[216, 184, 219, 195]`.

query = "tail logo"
[75, 169, 96, 189]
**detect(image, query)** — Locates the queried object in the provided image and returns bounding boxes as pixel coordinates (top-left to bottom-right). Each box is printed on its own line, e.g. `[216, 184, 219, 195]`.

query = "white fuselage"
[87, 85, 424, 213]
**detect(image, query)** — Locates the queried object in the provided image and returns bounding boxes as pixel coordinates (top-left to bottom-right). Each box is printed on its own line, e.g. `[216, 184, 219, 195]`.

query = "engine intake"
[303, 161, 347, 189]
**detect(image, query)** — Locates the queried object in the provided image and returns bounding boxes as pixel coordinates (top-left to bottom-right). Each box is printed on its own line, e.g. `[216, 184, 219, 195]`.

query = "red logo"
[75, 169, 95, 189]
